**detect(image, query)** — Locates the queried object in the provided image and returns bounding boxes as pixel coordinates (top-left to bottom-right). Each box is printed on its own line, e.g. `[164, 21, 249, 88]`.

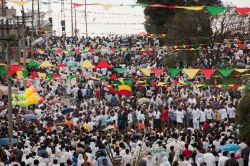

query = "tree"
[237, 92, 250, 143]
[137, 0, 222, 45]
[211, 10, 249, 43]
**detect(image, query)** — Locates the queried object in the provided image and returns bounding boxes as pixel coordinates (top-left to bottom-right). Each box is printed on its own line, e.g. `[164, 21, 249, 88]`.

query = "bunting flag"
[151, 68, 164, 76]
[95, 60, 112, 68]
[10, 1, 29, 6]
[30, 72, 38, 80]
[183, 69, 200, 79]
[234, 69, 249, 73]
[81, 60, 95, 68]
[16, 71, 23, 78]
[22, 71, 29, 78]
[99, 4, 113, 10]
[196, 84, 205, 88]
[17, 1, 248, 16]
[204, 6, 228, 16]
[218, 69, 234, 77]
[72, 3, 84, 7]
[118, 85, 131, 96]
[40, 61, 53, 67]
[228, 84, 241, 90]
[157, 82, 166, 86]
[47, 73, 53, 80]
[27, 60, 39, 67]
[200, 69, 217, 79]
[140, 67, 151, 76]
[53, 74, 60, 79]
[8, 64, 22, 76]
[110, 73, 118, 80]
[114, 68, 127, 73]
[176, 6, 204, 10]
[235, 8, 250, 16]
[0, 70, 7, 76]
[168, 68, 182, 77]
[150, 4, 176, 8]
[38, 72, 47, 79]
[178, 79, 187, 85]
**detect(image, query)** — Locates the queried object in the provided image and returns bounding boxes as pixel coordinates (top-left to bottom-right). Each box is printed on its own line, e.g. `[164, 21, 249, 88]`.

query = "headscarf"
[160, 157, 171, 166]
[78, 154, 84, 166]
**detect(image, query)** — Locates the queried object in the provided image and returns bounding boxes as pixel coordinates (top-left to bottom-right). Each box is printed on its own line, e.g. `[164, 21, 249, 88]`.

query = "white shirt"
[193, 109, 200, 122]
[137, 112, 145, 121]
[122, 154, 133, 166]
[128, 113, 133, 123]
[218, 156, 229, 166]
[219, 108, 228, 120]
[205, 108, 214, 120]
[203, 153, 216, 166]
[227, 107, 236, 118]
[188, 98, 197, 105]
[176, 111, 184, 123]
[153, 111, 161, 119]
[200, 111, 206, 122]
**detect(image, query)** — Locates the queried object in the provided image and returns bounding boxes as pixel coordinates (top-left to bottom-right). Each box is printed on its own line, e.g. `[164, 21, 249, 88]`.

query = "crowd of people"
[0, 35, 249, 166]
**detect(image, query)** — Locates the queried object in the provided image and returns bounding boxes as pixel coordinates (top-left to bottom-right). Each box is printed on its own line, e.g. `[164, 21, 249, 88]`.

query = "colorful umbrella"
[0, 138, 18, 145]
[23, 114, 38, 120]
[220, 144, 240, 151]
[118, 85, 131, 96]
[137, 97, 151, 105]
[57, 63, 66, 68]
[95, 60, 112, 68]
[81, 60, 95, 68]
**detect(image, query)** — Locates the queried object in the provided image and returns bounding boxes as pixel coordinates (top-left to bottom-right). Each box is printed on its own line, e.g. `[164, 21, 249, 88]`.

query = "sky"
[6, 0, 250, 36]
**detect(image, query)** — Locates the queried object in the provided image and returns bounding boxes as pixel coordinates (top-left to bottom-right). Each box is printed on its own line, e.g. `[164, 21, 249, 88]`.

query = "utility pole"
[70, 0, 73, 37]
[84, 0, 88, 37]
[31, 0, 34, 59]
[37, 0, 40, 33]
[74, 6, 77, 37]
[17, 16, 21, 63]
[6, 19, 14, 147]
[21, 10, 27, 89]
[60, 0, 65, 36]
[1, 0, 6, 16]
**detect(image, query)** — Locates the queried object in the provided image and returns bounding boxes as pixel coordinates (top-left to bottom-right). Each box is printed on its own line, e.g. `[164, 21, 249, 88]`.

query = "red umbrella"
[95, 60, 112, 68]
[49, 99, 61, 104]
[58, 63, 66, 68]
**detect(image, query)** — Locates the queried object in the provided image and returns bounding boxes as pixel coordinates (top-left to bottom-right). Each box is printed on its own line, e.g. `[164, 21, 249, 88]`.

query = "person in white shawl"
[145, 152, 157, 166]
[77, 154, 84, 166]
[160, 156, 171, 166]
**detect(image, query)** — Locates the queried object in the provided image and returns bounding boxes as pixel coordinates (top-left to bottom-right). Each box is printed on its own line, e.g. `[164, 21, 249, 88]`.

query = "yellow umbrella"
[81, 60, 95, 68]
[40, 61, 54, 67]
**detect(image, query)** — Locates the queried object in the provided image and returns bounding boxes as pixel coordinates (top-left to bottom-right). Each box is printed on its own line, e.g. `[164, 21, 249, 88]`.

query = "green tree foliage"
[237, 92, 250, 143]
[137, 0, 222, 45]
